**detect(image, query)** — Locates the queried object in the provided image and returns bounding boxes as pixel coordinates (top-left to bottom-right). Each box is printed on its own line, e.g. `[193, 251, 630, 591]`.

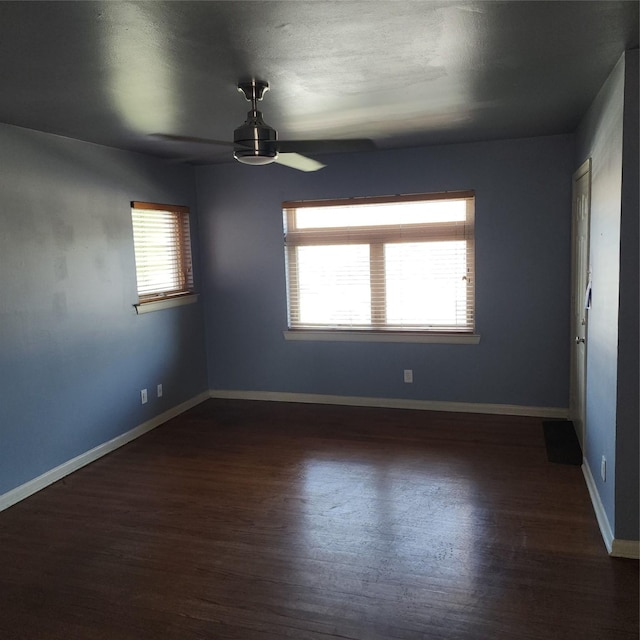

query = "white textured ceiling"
[0, 1, 637, 164]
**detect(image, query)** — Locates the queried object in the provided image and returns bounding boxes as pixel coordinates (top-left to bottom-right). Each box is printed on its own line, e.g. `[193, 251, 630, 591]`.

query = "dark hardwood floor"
[1, 399, 637, 639]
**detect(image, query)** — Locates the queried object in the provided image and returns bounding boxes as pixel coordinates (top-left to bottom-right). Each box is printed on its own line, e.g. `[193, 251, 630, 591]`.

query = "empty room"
[0, 1, 638, 639]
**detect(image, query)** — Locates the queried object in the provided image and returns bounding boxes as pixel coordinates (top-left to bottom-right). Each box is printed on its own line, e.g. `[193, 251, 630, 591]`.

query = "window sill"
[134, 293, 198, 314]
[283, 330, 480, 344]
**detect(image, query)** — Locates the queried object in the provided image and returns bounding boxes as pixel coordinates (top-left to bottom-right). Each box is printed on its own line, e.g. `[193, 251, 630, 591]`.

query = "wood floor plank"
[0, 399, 637, 639]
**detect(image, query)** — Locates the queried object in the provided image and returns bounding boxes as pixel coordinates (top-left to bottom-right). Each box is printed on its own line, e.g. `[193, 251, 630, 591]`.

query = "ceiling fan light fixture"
[234, 151, 278, 166]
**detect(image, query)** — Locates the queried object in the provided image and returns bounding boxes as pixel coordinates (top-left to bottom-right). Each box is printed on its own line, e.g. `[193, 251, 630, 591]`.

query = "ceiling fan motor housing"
[233, 111, 278, 165]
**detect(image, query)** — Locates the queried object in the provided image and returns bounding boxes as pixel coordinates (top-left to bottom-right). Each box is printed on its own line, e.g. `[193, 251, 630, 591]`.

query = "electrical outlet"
[601, 456, 606, 482]
[141, 388, 148, 404]
[157, 384, 163, 398]
[403, 369, 413, 383]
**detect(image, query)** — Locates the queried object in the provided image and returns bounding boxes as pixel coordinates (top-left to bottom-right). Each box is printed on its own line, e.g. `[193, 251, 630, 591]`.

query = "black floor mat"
[543, 420, 582, 465]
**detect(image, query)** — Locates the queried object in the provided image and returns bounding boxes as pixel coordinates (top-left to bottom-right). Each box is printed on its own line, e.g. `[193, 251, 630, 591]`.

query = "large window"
[283, 191, 475, 334]
[131, 201, 194, 307]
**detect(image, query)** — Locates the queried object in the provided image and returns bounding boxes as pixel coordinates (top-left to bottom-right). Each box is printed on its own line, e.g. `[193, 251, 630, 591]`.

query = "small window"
[131, 201, 194, 305]
[283, 191, 475, 334]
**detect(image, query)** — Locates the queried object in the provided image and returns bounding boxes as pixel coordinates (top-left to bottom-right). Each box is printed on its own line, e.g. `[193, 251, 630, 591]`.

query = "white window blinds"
[283, 191, 475, 333]
[131, 201, 194, 302]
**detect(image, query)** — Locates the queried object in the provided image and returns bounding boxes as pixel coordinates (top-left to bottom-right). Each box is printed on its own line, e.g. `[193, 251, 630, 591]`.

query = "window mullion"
[370, 243, 386, 326]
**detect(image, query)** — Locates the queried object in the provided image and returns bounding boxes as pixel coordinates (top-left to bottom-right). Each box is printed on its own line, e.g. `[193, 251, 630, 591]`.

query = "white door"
[569, 159, 591, 450]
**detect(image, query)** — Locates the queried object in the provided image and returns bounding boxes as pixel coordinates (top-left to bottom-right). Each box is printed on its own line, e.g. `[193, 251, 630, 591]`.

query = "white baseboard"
[0, 391, 210, 513]
[209, 389, 568, 419]
[582, 459, 615, 554]
[581, 459, 639, 558]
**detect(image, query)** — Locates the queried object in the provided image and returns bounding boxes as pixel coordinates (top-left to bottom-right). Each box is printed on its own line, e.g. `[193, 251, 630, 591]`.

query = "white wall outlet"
[141, 388, 148, 404]
[403, 369, 413, 383]
[157, 384, 163, 398]
[601, 455, 606, 482]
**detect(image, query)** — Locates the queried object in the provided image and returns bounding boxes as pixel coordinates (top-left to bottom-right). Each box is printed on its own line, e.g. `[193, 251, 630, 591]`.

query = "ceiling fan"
[155, 80, 375, 172]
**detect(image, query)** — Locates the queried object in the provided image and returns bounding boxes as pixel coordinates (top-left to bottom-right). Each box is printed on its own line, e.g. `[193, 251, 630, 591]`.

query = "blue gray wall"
[197, 134, 574, 410]
[575, 50, 638, 541]
[616, 49, 638, 541]
[0, 123, 208, 496]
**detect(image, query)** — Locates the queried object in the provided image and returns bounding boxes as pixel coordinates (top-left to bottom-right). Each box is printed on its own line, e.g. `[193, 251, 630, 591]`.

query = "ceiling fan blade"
[275, 153, 326, 172]
[276, 139, 375, 154]
[164, 152, 230, 165]
[151, 133, 237, 147]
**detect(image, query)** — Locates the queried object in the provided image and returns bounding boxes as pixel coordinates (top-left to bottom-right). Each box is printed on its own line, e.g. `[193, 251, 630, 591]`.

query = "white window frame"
[131, 201, 197, 313]
[282, 191, 478, 344]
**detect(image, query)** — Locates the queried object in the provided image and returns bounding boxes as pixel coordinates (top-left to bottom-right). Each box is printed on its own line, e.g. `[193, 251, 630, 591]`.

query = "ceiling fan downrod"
[234, 80, 278, 165]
